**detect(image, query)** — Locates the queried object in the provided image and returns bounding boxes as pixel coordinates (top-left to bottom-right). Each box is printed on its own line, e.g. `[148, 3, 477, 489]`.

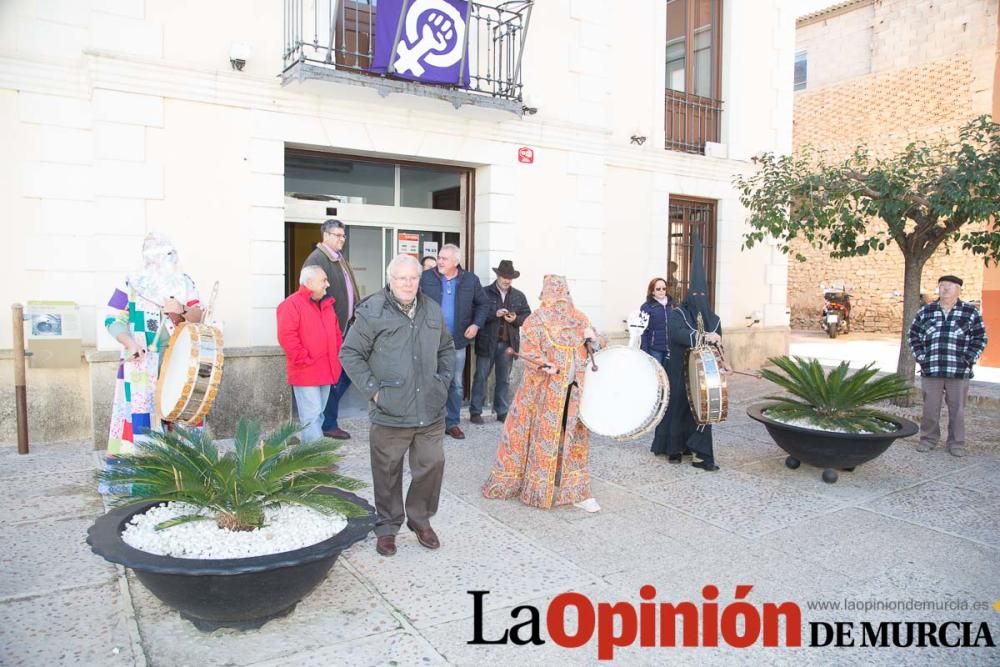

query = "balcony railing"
[665, 89, 723, 154]
[282, 0, 533, 113]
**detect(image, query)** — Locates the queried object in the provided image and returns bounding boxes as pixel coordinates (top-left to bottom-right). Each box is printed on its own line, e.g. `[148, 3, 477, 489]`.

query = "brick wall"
[790, 0, 998, 333]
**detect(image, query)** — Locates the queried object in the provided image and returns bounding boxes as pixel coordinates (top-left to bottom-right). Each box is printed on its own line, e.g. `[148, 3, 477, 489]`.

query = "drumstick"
[504, 347, 560, 374]
[584, 339, 599, 371]
[203, 281, 220, 323]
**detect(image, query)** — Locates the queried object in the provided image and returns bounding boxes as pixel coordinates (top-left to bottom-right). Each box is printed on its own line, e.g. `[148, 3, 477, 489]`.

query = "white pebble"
[121, 502, 348, 559]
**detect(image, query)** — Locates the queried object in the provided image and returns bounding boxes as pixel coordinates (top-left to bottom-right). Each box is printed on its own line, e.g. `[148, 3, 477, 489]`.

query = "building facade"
[0, 0, 796, 444]
[790, 0, 1000, 340]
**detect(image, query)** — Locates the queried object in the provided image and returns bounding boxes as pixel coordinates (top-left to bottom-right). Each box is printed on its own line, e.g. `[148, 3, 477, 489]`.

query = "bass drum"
[579, 346, 669, 441]
[686, 345, 728, 425]
[156, 322, 224, 425]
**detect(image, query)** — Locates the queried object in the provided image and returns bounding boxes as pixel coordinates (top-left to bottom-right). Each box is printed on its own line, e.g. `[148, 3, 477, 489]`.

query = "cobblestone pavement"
[2, 374, 998, 666]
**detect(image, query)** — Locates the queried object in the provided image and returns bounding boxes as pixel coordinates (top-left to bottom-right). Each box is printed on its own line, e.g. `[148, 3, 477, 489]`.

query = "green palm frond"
[759, 356, 909, 434]
[96, 419, 366, 531]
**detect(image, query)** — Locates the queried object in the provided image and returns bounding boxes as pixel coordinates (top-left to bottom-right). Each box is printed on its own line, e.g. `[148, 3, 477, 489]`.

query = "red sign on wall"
[518, 146, 534, 164]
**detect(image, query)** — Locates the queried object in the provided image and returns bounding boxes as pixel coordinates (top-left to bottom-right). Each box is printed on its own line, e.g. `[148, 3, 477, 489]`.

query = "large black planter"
[88, 488, 375, 631]
[747, 403, 918, 483]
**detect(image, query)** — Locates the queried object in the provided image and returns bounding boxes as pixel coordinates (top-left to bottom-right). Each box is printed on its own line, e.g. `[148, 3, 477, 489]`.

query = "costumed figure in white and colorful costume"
[103, 233, 203, 457]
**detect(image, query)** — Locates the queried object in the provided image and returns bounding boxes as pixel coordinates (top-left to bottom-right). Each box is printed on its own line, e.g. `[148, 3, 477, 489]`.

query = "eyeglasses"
[653, 287, 667, 292]
[326, 232, 346, 239]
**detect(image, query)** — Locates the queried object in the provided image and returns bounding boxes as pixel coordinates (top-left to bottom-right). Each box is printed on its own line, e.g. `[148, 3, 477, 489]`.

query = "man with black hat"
[907, 274, 988, 457]
[470, 260, 531, 424]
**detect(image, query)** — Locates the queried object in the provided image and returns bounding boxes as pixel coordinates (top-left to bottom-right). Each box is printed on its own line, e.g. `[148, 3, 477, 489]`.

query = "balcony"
[664, 89, 722, 155]
[282, 0, 533, 114]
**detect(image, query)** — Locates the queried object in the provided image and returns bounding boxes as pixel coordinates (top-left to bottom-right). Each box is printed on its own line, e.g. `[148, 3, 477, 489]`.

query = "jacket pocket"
[426, 374, 449, 415]
[374, 378, 409, 418]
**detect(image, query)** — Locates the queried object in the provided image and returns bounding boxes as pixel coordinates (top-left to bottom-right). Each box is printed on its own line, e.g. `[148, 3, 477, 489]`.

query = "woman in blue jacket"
[640, 277, 673, 367]
[642, 277, 676, 458]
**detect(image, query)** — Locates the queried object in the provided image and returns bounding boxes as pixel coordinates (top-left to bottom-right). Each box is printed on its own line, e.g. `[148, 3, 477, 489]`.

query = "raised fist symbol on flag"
[394, 0, 466, 77]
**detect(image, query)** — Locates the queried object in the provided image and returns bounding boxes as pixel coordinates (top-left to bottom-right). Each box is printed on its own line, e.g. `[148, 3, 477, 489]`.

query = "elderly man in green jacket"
[340, 254, 455, 557]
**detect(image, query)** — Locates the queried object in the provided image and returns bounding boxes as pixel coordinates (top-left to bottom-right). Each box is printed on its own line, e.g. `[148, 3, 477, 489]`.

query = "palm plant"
[97, 418, 367, 532]
[758, 356, 911, 433]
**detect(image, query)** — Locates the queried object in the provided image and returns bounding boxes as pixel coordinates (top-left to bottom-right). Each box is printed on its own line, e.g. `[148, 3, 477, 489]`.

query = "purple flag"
[371, 0, 471, 87]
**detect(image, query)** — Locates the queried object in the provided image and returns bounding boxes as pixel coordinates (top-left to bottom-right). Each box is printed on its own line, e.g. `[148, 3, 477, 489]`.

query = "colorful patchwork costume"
[104, 234, 200, 455]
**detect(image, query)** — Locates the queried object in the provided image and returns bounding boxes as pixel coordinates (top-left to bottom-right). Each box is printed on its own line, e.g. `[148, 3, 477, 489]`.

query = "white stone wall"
[0, 0, 795, 355]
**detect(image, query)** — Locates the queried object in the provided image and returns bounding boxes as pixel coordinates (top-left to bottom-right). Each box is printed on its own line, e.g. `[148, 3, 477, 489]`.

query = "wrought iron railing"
[664, 89, 723, 154]
[283, 0, 533, 105]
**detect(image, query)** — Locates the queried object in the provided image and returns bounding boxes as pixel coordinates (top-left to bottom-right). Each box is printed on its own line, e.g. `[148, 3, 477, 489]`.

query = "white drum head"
[579, 347, 664, 439]
[159, 325, 194, 419]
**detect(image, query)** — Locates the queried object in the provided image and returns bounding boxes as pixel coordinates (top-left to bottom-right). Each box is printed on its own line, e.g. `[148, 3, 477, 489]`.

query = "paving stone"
[344, 512, 599, 629]
[0, 516, 117, 598]
[0, 582, 137, 666]
[755, 507, 1000, 587]
[935, 461, 1000, 496]
[0, 470, 104, 526]
[635, 469, 843, 538]
[249, 630, 447, 666]
[863, 482, 1000, 548]
[128, 562, 402, 665]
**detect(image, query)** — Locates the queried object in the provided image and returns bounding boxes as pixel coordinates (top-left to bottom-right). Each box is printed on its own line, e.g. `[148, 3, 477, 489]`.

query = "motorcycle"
[821, 290, 851, 339]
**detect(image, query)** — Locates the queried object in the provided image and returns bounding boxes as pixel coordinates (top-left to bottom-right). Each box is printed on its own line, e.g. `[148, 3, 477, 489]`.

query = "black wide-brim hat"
[493, 259, 520, 279]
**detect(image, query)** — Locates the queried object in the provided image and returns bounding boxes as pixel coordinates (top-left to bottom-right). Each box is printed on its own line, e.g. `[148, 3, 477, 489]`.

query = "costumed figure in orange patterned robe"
[482, 275, 603, 512]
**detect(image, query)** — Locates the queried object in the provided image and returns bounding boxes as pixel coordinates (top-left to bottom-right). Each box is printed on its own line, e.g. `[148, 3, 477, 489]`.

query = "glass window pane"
[399, 167, 462, 209]
[794, 50, 807, 91]
[665, 0, 687, 92]
[344, 226, 384, 300]
[692, 0, 714, 97]
[284, 154, 395, 206]
[693, 29, 712, 97]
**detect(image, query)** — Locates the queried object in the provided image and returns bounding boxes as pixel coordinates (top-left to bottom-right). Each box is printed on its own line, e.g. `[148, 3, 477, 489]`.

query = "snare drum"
[686, 345, 728, 425]
[579, 346, 669, 441]
[156, 322, 224, 425]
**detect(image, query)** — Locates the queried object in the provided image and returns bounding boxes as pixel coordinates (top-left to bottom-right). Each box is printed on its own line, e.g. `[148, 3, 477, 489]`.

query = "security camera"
[230, 42, 251, 71]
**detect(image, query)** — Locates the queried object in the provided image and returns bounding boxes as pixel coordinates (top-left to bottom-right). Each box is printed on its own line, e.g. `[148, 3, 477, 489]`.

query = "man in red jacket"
[277, 265, 343, 443]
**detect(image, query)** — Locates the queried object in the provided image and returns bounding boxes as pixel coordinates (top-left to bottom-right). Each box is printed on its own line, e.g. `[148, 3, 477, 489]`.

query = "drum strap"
[553, 381, 576, 487]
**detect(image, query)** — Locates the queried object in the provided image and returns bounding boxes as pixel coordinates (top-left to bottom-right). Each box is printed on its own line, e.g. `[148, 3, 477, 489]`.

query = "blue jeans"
[293, 385, 331, 443]
[446, 347, 467, 429]
[647, 349, 669, 370]
[322, 372, 352, 432]
[470, 340, 513, 417]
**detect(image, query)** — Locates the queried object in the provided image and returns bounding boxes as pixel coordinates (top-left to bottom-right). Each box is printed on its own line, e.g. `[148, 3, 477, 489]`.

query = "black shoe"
[667, 455, 682, 464]
[496, 414, 507, 423]
[470, 414, 485, 425]
[691, 460, 719, 471]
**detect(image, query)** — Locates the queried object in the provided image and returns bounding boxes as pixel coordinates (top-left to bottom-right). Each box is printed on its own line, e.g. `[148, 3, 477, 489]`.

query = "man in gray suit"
[340, 254, 455, 557]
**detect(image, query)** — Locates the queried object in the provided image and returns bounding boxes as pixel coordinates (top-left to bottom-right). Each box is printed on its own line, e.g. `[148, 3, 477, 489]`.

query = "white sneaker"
[574, 498, 601, 513]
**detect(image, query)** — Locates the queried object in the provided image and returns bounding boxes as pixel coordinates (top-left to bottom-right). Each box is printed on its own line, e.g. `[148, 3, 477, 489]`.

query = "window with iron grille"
[665, 0, 723, 154]
[667, 197, 717, 308]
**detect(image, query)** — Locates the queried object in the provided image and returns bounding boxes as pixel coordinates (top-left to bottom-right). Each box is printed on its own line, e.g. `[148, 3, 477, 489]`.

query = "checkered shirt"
[907, 300, 988, 379]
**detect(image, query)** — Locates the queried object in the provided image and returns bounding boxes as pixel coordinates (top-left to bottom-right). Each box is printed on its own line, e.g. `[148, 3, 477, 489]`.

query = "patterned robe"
[104, 275, 200, 455]
[482, 275, 594, 508]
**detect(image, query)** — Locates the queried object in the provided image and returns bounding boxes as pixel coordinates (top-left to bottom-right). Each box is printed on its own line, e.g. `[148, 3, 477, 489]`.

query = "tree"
[735, 115, 1000, 392]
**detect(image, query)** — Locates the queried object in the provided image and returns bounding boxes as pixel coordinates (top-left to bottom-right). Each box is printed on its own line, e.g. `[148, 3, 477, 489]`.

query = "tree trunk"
[893, 254, 929, 406]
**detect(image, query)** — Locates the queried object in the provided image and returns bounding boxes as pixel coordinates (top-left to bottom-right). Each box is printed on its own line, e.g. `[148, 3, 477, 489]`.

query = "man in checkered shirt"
[907, 275, 988, 457]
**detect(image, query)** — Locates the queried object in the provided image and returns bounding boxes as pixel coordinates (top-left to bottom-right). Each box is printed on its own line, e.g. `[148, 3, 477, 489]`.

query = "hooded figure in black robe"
[650, 233, 729, 469]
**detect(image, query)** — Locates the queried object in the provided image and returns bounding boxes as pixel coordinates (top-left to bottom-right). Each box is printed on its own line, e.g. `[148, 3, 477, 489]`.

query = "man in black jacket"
[419, 243, 489, 439]
[470, 260, 531, 424]
[303, 219, 360, 440]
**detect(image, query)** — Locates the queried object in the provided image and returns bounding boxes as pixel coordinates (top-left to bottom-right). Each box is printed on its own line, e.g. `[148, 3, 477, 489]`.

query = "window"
[794, 50, 807, 91]
[667, 197, 717, 308]
[335, 0, 377, 70]
[665, 0, 723, 153]
[665, 0, 720, 98]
